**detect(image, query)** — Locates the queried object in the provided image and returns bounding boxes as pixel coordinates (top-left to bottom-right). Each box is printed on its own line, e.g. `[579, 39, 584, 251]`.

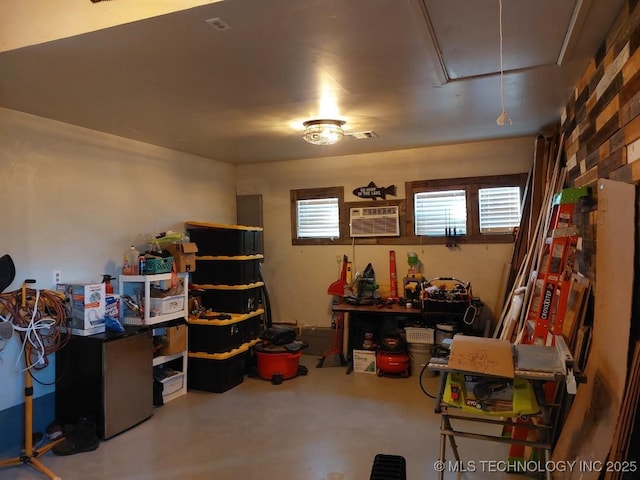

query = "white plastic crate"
[404, 327, 435, 345]
[161, 372, 184, 397]
[150, 295, 185, 315]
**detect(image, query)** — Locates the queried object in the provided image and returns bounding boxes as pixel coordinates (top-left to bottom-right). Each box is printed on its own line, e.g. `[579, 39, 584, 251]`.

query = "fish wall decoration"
[352, 182, 397, 200]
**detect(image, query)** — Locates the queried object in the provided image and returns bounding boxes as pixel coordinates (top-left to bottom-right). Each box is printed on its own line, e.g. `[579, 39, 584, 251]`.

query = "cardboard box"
[353, 349, 377, 374]
[57, 283, 106, 336]
[163, 243, 198, 273]
[62, 325, 105, 336]
[158, 324, 187, 355]
[66, 308, 105, 336]
[105, 294, 120, 319]
[57, 282, 105, 309]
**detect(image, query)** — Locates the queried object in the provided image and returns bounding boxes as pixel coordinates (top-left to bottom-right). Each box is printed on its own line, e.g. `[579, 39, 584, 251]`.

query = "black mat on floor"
[369, 454, 406, 480]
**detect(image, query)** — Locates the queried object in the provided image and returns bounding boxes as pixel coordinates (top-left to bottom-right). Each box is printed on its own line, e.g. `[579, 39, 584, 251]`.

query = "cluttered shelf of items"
[1, 222, 317, 480]
[327, 251, 486, 376]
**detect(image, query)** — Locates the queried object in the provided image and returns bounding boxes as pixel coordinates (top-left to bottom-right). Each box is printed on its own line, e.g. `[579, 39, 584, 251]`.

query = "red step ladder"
[507, 187, 588, 468]
[522, 188, 587, 346]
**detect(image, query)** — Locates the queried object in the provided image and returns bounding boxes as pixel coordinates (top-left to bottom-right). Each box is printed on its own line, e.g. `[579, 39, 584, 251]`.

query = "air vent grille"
[347, 131, 378, 140]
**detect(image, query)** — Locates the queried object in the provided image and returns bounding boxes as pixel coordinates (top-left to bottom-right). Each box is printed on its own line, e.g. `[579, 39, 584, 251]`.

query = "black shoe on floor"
[46, 421, 63, 440]
[52, 416, 99, 456]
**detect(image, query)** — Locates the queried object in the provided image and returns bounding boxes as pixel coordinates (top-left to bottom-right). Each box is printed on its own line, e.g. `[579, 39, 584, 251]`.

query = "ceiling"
[0, 0, 624, 164]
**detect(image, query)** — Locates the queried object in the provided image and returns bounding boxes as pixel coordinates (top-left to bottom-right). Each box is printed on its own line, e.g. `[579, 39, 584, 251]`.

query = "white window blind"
[478, 186, 522, 233]
[414, 190, 467, 236]
[297, 198, 340, 238]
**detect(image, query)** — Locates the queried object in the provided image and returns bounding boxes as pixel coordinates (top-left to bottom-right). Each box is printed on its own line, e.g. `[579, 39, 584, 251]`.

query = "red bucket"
[255, 350, 302, 381]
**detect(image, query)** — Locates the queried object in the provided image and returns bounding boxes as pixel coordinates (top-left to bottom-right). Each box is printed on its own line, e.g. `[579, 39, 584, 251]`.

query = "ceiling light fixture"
[302, 119, 346, 145]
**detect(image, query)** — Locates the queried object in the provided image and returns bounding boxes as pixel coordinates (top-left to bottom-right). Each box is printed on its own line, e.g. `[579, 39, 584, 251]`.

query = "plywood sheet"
[448, 335, 514, 378]
[552, 178, 635, 479]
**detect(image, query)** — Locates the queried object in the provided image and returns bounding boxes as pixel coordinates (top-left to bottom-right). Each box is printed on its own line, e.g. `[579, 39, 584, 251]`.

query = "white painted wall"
[236, 137, 534, 331]
[0, 106, 535, 412]
[0, 107, 236, 410]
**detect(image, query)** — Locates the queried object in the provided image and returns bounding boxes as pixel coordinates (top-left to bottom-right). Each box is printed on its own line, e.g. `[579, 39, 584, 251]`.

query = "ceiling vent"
[205, 17, 231, 31]
[346, 131, 378, 140]
[350, 206, 400, 238]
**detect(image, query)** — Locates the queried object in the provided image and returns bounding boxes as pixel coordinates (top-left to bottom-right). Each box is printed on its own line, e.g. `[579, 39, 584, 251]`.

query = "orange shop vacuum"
[254, 326, 308, 385]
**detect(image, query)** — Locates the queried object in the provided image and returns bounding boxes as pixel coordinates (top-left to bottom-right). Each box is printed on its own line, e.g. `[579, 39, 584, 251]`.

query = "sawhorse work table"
[428, 342, 576, 480]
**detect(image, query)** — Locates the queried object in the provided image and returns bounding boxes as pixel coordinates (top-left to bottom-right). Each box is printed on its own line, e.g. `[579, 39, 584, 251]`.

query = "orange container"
[255, 350, 301, 381]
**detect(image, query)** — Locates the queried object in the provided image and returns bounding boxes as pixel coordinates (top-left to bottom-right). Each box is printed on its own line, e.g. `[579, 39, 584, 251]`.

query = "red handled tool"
[388, 250, 398, 301]
[327, 255, 348, 296]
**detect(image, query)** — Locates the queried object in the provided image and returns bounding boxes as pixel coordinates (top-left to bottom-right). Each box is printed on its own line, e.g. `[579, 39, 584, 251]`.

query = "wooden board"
[552, 179, 635, 479]
[573, 325, 592, 372]
[561, 275, 590, 350]
[620, 347, 640, 458]
[605, 341, 640, 480]
[448, 335, 514, 378]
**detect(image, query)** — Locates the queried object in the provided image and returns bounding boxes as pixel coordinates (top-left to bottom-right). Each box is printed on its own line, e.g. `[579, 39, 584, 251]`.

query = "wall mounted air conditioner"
[350, 206, 400, 237]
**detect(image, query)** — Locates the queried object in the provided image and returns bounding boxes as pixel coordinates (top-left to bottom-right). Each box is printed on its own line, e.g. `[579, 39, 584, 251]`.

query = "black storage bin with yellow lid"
[191, 255, 262, 286]
[188, 310, 263, 354]
[185, 221, 263, 257]
[198, 283, 264, 314]
[187, 342, 256, 393]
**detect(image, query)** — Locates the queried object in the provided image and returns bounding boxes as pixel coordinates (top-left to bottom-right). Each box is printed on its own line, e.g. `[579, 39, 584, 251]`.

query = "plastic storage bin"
[150, 295, 185, 315]
[144, 257, 174, 274]
[188, 310, 263, 354]
[244, 311, 262, 343]
[160, 372, 184, 397]
[192, 256, 262, 286]
[404, 327, 435, 344]
[185, 222, 263, 257]
[199, 282, 264, 314]
[187, 343, 252, 393]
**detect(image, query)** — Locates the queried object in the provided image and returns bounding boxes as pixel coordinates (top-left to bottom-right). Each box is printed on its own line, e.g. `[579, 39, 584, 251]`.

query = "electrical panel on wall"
[350, 206, 400, 237]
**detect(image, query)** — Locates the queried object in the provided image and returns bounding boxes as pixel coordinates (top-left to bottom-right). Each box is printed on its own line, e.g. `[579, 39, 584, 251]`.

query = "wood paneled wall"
[562, 0, 640, 186]
[560, 0, 640, 461]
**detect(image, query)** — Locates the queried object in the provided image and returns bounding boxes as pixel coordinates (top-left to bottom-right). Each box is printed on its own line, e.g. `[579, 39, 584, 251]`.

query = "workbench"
[427, 341, 574, 480]
[331, 302, 423, 373]
[331, 300, 485, 373]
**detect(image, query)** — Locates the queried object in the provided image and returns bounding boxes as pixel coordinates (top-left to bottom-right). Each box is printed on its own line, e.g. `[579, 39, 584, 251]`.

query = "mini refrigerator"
[56, 329, 153, 439]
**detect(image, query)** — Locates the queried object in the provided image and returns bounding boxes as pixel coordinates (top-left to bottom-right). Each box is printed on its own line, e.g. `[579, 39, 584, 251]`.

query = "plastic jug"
[123, 246, 140, 275]
[407, 252, 419, 274]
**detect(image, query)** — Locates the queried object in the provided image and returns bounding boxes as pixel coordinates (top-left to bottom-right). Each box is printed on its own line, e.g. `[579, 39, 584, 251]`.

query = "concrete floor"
[0, 355, 525, 480]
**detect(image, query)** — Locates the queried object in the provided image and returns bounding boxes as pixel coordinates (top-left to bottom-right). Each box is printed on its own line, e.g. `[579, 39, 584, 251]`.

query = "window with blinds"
[296, 198, 340, 238]
[414, 190, 467, 236]
[290, 174, 526, 245]
[478, 186, 522, 233]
